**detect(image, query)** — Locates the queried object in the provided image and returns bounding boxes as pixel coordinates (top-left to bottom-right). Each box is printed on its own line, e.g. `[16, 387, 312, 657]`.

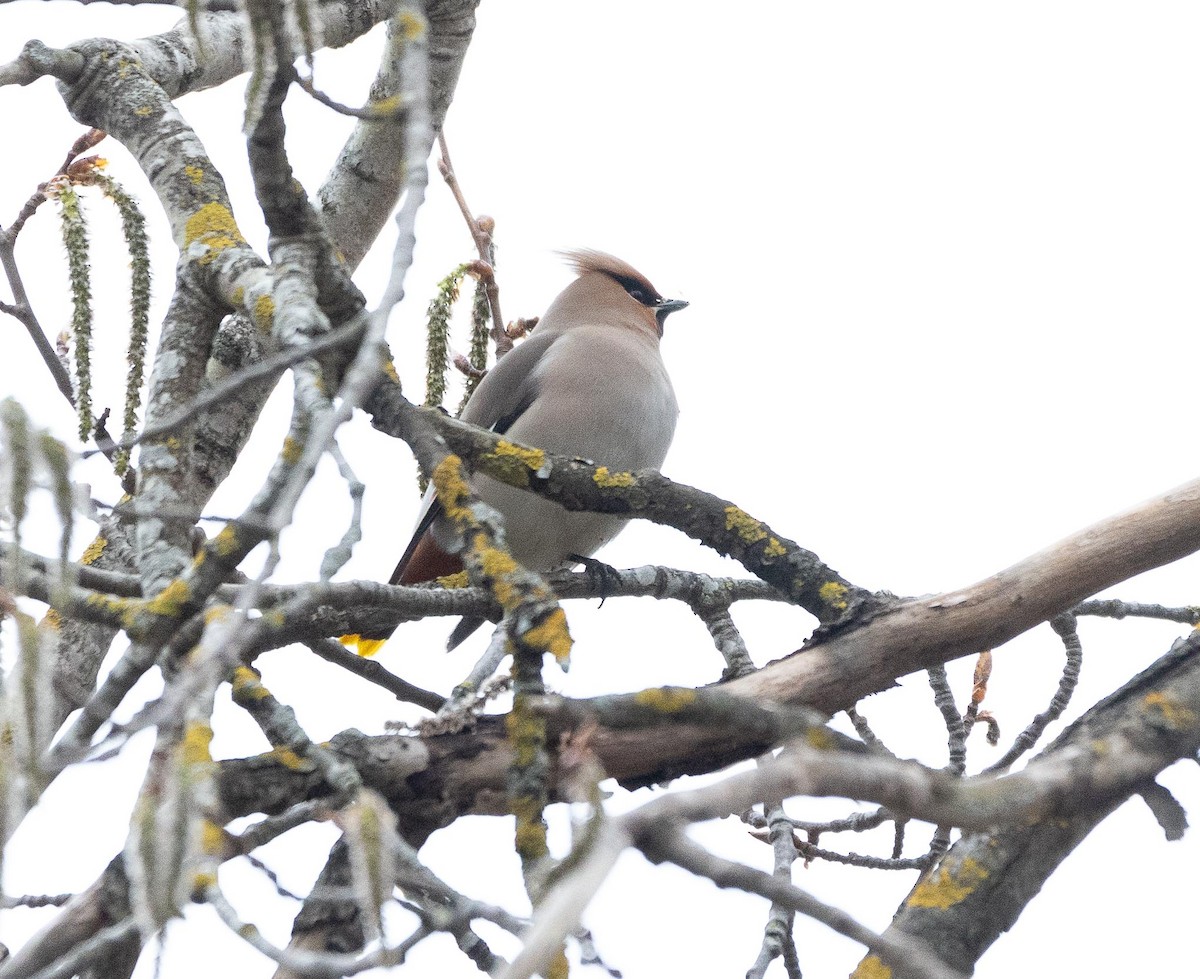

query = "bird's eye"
[607, 272, 658, 306]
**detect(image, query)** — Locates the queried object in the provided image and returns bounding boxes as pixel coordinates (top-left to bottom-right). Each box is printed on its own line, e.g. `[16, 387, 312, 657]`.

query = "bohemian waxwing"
[395, 249, 687, 648]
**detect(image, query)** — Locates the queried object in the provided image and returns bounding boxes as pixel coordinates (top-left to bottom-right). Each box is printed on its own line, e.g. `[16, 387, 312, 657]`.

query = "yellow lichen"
[472, 537, 519, 607]
[184, 164, 204, 185]
[396, 9, 426, 39]
[231, 286, 245, 306]
[435, 570, 469, 588]
[906, 857, 989, 909]
[763, 537, 787, 558]
[253, 294, 275, 330]
[522, 608, 573, 665]
[200, 607, 231, 629]
[145, 578, 192, 617]
[505, 711, 543, 767]
[80, 536, 107, 565]
[1143, 691, 1197, 730]
[265, 745, 311, 771]
[633, 687, 697, 712]
[212, 526, 239, 557]
[370, 94, 403, 114]
[805, 727, 834, 750]
[165, 436, 181, 450]
[514, 818, 548, 858]
[487, 440, 545, 485]
[724, 506, 767, 543]
[179, 721, 214, 766]
[432, 455, 471, 517]
[191, 871, 218, 893]
[509, 794, 549, 858]
[200, 819, 227, 856]
[479, 544, 519, 583]
[183, 202, 245, 261]
[593, 466, 635, 488]
[134, 106, 153, 117]
[850, 955, 892, 979]
[494, 440, 544, 468]
[85, 592, 136, 629]
[382, 359, 401, 385]
[231, 665, 268, 700]
[41, 608, 62, 631]
[818, 581, 849, 611]
[546, 950, 570, 979]
[281, 436, 303, 465]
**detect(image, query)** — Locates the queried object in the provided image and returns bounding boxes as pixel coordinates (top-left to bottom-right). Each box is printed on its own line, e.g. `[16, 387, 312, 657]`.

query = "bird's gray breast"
[515, 324, 678, 471]
[475, 324, 678, 570]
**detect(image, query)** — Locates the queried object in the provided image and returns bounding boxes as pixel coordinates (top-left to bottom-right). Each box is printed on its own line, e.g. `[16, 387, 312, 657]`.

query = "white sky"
[3, 2, 1200, 977]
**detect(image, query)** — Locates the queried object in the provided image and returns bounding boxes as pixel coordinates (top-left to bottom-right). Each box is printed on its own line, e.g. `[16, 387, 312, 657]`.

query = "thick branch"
[730, 474, 1200, 715]
[864, 628, 1200, 976]
[213, 621, 1200, 844]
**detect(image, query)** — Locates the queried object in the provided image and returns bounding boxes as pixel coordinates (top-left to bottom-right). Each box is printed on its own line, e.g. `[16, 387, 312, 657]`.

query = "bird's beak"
[654, 297, 689, 334]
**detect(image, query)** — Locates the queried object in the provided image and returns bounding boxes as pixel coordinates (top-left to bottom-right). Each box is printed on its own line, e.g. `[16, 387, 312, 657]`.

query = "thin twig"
[436, 132, 508, 355]
[1073, 598, 1200, 625]
[296, 75, 411, 121]
[304, 638, 445, 712]
[927, 665, 967, 776]
[981, 613, 1083, 774]
[641, 829, 963, 979]
[746, 794, 802, 979]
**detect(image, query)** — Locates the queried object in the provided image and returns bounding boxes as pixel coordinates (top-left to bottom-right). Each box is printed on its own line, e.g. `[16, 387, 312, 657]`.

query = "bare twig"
[436, 132, 508, 355]
[640, 829, 964, 979]
[927, 665, 967, 775]
[746, 796, 802, 979]
[304, 638, 445, 712]
[981, 614, 1083, 774]
[296, 74, 410, 121]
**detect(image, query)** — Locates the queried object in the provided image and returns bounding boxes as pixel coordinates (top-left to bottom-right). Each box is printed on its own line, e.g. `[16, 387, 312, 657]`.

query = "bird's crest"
[560, 248, 661, 299]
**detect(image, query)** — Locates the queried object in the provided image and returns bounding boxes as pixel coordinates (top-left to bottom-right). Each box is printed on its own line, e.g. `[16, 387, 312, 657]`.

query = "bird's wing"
[389, 331, 561, 585]
[459, 329, 558, 432]
[388, 483, 444, 584]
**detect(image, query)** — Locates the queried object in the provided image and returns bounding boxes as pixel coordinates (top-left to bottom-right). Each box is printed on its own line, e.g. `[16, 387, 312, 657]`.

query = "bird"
[393, 248, 687, 649]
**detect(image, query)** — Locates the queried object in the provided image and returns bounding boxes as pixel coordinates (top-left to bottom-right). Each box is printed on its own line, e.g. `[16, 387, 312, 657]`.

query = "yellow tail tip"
[338, 634, 387, 657]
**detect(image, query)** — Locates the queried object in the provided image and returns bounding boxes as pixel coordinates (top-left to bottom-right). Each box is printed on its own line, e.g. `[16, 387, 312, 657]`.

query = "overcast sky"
[3, 3, 1200, 977]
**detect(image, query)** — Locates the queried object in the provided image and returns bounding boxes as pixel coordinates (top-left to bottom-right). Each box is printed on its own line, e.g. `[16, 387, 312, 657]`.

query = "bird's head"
[558, 248, 688, 338]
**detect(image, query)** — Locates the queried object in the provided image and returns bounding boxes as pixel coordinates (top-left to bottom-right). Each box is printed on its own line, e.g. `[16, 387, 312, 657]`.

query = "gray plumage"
[393, 249, 687, 647]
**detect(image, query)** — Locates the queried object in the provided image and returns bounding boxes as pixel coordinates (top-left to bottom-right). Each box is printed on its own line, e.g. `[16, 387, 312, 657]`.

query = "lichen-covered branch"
[728, 474, 1200, 718]
[859, 627, 1200, 977]
[365, 394, 876, 626]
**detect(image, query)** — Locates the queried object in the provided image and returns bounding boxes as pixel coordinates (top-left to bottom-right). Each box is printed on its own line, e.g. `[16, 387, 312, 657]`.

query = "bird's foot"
[568, 554, 620, 607]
